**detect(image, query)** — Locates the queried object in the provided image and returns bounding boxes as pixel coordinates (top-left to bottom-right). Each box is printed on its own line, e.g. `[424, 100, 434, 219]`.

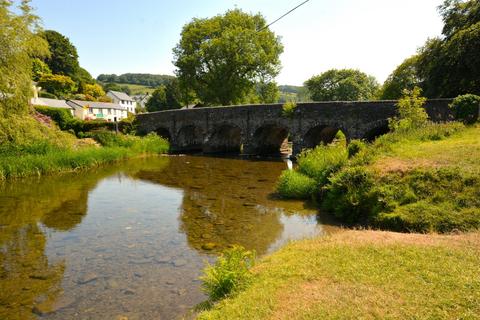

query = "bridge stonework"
[136, 100, 453, 156]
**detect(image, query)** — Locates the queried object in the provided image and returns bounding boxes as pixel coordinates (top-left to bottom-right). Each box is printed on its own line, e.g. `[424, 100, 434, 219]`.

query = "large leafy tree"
[416, 0, 480, 97]
[305, 69, 379, 101]
[38, 74, 77, 98]
[0, 0, 49, 115]
[380, 56, 420, 100]
[173, 9, 283, 106]
[41, 30, 80, 78]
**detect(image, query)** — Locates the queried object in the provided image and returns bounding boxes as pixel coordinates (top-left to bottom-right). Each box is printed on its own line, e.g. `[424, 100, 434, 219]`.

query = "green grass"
[197, 230, 480, 320]
[277, 123, 480, 233]
[0, 114, 169, 179]
[114, 83, 155, 95]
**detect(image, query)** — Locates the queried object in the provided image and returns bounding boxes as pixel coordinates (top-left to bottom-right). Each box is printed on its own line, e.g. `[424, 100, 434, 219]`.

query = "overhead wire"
[257, 0, 312, 32]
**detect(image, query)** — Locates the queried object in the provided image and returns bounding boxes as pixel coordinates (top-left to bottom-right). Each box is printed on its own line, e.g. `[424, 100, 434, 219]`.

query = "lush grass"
[277, 123, 480, 233]
[276, 170, 317, 199]
[0, 114, 169, 179]
[197, 230, 480, 320]
[113, 83, 155, 95]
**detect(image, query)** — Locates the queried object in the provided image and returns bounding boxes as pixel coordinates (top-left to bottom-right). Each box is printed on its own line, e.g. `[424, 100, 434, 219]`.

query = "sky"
[31, 0, 444, 86]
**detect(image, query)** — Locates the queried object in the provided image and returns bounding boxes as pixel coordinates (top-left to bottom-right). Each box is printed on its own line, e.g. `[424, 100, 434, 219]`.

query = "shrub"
[347, 140, 366, 158]
[200, 246, 255, 301]
[449, 94, 480, 124]
[37, 74, 77, 98]
[297, 144, 348, 186]
[38, 91, 57, 99]
[322, 166, 378, 223]
[389, 87, 428, 131]
[282, 101, 297, 118]
[277, 170, 317, 199]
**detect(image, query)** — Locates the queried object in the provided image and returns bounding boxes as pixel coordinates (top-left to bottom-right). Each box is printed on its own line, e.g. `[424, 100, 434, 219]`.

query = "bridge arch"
[176, 125, 204, 152]
[155, 127, 172, 141]
[303, 124, 348, 149]
[363, 120, 390, 142]
[203, 124, 242, 154]
[247, 124, 290, 155]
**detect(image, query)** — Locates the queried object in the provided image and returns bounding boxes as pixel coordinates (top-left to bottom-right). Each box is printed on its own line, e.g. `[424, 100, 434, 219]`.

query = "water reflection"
[0, 156, 326, 319]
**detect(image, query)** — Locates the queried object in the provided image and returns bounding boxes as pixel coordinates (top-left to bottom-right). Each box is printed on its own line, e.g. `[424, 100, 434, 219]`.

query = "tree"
[41, 30, 80, 78]
[81, 83, 105, 100]
[32, 58, 52, 82]
[38, 74, 76, 98]
[380, 56, 420, 100]
[415, 0, 480, 97]
[145, 86, 167, 112]
[257, 81, 280, 103]
[173, 9, 283, 106]
[305, 69, 379, 101]
[0, 1, 49, 115]
[389, 87, 429, 131]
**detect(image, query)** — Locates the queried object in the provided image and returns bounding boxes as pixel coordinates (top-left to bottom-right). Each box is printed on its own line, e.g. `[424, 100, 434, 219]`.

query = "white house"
[66, 100, 128, 122]
[107, 90, 136, 114]
[132, 93, 152, 110]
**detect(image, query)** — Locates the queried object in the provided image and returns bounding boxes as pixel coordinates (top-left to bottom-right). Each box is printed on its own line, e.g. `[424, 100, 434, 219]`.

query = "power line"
[257, 0, 312, 32]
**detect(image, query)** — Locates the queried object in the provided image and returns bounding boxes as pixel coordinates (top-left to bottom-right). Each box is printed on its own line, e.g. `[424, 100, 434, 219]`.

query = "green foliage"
[38, 91, 57, 99]
[81, 83, 105, 100]
[389, 87, 428, 131]
[31, 58, 52, 81]
[449, 94, 480, 124]
[200, 246, 255, 302]
[297, 145, 348, 186]
[277, 170, 317, 199]
[0, 1, 49, 116]
[37, 74, 77, 98]
[322, 166, 378, 223]
[281, 101, 297, 118]
[347, 140, 366, 158]
[34, 106, 115, 134]
[146, 86, 167, 112]
[41, 30, 80, 78]
[257, 81, 280, 103]
[173, 9, 283, 106]
[97, 73, 175, 87]
[380, 56, 420, 100]
[305, 69, 380, 102]
[119, 113, 137, 134]
[415, 0, 480, 97]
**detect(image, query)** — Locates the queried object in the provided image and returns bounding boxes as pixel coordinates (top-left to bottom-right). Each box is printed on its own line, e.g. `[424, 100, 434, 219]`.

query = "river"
[0, 155, 335, 319]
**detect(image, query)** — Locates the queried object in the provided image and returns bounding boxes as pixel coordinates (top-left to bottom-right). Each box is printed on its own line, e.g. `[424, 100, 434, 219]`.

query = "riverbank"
[197, 229, 480, 319]
[0, 114, 169, 179]
[277, 122, 480, 233]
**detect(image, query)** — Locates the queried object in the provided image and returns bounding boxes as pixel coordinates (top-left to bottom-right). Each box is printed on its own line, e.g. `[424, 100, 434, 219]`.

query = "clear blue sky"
[31, 0, 444, 85]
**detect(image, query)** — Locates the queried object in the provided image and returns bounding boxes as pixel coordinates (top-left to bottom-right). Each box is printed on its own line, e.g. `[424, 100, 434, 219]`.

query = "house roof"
[31, 97, 72, 109]
[107, 90, 134, 101]
[67, 100, 126, 111]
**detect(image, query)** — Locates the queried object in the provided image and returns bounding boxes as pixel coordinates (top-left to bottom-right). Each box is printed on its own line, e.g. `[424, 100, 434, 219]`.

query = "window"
[89, 107, 93, 114]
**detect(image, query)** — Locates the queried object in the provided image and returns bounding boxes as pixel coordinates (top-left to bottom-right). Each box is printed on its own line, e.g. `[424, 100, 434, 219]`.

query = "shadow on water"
[0, 155, 337, 319]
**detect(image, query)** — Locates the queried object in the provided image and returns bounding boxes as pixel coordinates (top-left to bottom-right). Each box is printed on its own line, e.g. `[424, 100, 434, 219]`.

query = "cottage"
[132, 93, 152, 110]
[107, 91, 136, 114]
[66, 100, 128, 122]
[31, 97, 74, 115]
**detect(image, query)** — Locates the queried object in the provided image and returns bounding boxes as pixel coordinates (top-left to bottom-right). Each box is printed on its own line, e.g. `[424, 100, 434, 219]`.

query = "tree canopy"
[173, 9, 283, 106]
[0, 0, 49, 115]
[41, 30, 80, 78]
[305, 69, 379, 101]
[380, 56, 420, 100]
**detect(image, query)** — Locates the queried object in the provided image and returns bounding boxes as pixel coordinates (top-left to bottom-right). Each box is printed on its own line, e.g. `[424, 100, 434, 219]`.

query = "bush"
[277, 170, 317, 199]
[38, 91, 57, 99]
[200, 246, 255, 302]
[449, 94, 480, 124]
[389, 87, 428, 131]
[322, 166, 378, 223]
[282, 101, 297, 118]
[297, 144, 347, 186]
[347, 140, 366, 158]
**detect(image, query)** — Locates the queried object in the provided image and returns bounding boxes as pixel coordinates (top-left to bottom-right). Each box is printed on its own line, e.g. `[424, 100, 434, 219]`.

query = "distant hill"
[278, 85, 310, 103]
[96, 73, 175, 87]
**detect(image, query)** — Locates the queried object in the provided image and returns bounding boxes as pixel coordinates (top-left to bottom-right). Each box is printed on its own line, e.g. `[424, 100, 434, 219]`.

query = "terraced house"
[107, 90, 136, 114]
[66, 100, 129, 122]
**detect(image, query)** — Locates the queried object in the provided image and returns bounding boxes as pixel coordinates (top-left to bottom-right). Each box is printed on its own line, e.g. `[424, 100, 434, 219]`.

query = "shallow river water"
[0, 156, 335, 319]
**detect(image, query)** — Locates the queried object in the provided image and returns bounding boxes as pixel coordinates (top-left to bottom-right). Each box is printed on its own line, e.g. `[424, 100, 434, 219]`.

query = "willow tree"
[173, 9, 283, 106]
[0, 0, 49, 115]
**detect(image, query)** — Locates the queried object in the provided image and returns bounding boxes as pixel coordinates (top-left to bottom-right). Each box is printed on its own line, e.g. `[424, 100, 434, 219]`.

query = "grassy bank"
[0, 114, 169, 179]
[197, 230, 480, 319]
[277, 123, 480, 233]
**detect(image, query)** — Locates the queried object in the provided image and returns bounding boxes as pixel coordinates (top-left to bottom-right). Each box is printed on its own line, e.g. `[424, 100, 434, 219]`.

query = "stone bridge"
[136, 100, 452, 156]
